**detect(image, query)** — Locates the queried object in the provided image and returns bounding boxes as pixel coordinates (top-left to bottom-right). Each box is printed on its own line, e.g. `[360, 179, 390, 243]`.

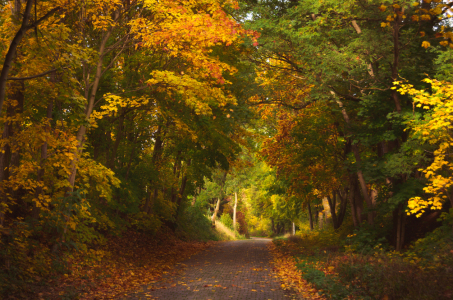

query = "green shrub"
[343, 224, 389, 255]
[335, 254, 453, 300]
[176, 203, 218, 241]
[297, 260, 350, 300]
[220, 213, 233, 230]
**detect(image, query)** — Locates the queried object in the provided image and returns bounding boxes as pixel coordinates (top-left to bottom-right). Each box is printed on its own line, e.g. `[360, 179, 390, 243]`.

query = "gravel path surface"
[126, 238, 289, 300]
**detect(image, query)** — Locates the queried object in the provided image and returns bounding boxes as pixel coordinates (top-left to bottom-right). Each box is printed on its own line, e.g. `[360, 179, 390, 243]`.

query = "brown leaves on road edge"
[32, 227, 214, 299]
[269, 242, 325, 300]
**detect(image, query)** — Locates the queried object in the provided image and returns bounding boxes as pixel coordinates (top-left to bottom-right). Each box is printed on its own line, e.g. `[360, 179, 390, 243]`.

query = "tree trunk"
[336, 190, 348, 229]
[318, 209, 323, 229]
[108, 107, 125, 170]
[326, 192, 338, 229]
[354, 177, 364, 224]
[292, 222, 295, 235]
[395, 203, 406, 251]
[348, 175, 359, 227]
[143, 125, 164, 211]
[233, 191, 238, 231]
[0, 0, 34, 115]
[32, 99, 53, 219]
[314, 206, 318, 227]
[0, 81, 23, 225]
[144, 188, 158, 215]
[308, 202, 314, 230]
[175, 159, 191, 219]
[125, 133, 137, 180]
[211, 198, 220, 223]
[67, 26, 114, 190]
[170, 151, 182, 204]
[334, 97, 374, 225]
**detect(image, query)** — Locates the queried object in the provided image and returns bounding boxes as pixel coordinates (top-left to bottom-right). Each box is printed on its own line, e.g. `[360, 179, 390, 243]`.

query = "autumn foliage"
[1, 0, 453, 298]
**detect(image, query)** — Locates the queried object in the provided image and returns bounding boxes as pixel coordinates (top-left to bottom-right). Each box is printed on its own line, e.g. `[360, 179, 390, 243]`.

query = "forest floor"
[24, 229, 213, 299]
[271, 235, 453, 300]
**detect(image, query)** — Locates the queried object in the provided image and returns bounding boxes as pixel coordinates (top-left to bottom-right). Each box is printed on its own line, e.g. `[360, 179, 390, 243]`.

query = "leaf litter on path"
[33, 229, 213, 299]
[269, 242, 326, 300]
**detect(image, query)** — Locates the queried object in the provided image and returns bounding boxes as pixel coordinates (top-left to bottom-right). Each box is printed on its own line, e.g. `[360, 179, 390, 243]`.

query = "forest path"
[126, 238, 289, 300]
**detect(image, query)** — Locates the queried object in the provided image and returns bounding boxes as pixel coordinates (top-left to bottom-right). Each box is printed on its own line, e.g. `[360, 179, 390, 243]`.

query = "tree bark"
[144, 188, 158, 215]
[395, 203, 406, 251]
[314, 206, 318, 227]
[211, 198, 220, 223]
[125, 131, 138, 180]
[143, 125, 164, 211]
[0, 2, 61, 115]
[233, 191, 238, 231]
[348, 175, 359, 227]
[334, 97, 374, 225]
[335, 190, 348, 229]
[354, 181, 364, 224]
[308, 202, 314, 230]
[108, 107, 125, 170]
[0, 81, 24, 225]
[175, 159, 191, 210]
[326, 197, 336, 229]
[32, 99, 53, 219]
[67, 24, 115, 190]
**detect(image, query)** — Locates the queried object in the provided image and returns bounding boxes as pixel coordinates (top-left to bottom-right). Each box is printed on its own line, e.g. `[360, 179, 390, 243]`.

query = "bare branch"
[7, 67, 67, 81]
[249, 99, 312, 111]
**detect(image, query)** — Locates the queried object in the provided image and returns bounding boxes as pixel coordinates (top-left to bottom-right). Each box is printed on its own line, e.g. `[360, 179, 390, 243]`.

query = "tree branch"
[25, 6, 61, 30]
[329, 86, 362, 102]
[7, 67, 66, 81]
[249, 99, 312, 110]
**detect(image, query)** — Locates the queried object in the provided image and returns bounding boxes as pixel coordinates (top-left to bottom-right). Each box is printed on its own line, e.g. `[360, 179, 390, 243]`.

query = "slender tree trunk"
[318, 210, 323, 229]
[211, 198, 220, 223]
[175, 159, 191, 211]
[354, 183, 364, 224]
[326, 193, 338, 229]
[0, 0, 34, 115]
[125, 130, 138, 180]
[170, 151, 182, 204]
[391, 17, 402, 113]
[395, 203, 406, 251]
[335, 190, 348, 229]
[0, 81, 23, 225]
[143, 125, 164, 211]
[233, 191, 238, 231]
[308, 202, 314, 230]
[314, 206, 318, 228]
[108, 107, 125, 170]
[144, 188, 157, 214]
[348, 175, 359, 227]
[67, 26, 114, 190]
[32, 99, 53, 219]
[292, 222, 295, 235]
[334, 97, 374, 225]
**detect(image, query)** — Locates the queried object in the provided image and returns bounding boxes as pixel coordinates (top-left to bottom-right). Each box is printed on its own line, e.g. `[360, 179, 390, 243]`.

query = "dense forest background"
[0, 0, 452, 298]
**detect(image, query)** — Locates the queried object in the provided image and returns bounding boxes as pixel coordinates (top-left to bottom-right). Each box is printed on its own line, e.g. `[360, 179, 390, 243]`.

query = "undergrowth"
[1, 203, 222, 299]
[273, 214, 453, 300]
